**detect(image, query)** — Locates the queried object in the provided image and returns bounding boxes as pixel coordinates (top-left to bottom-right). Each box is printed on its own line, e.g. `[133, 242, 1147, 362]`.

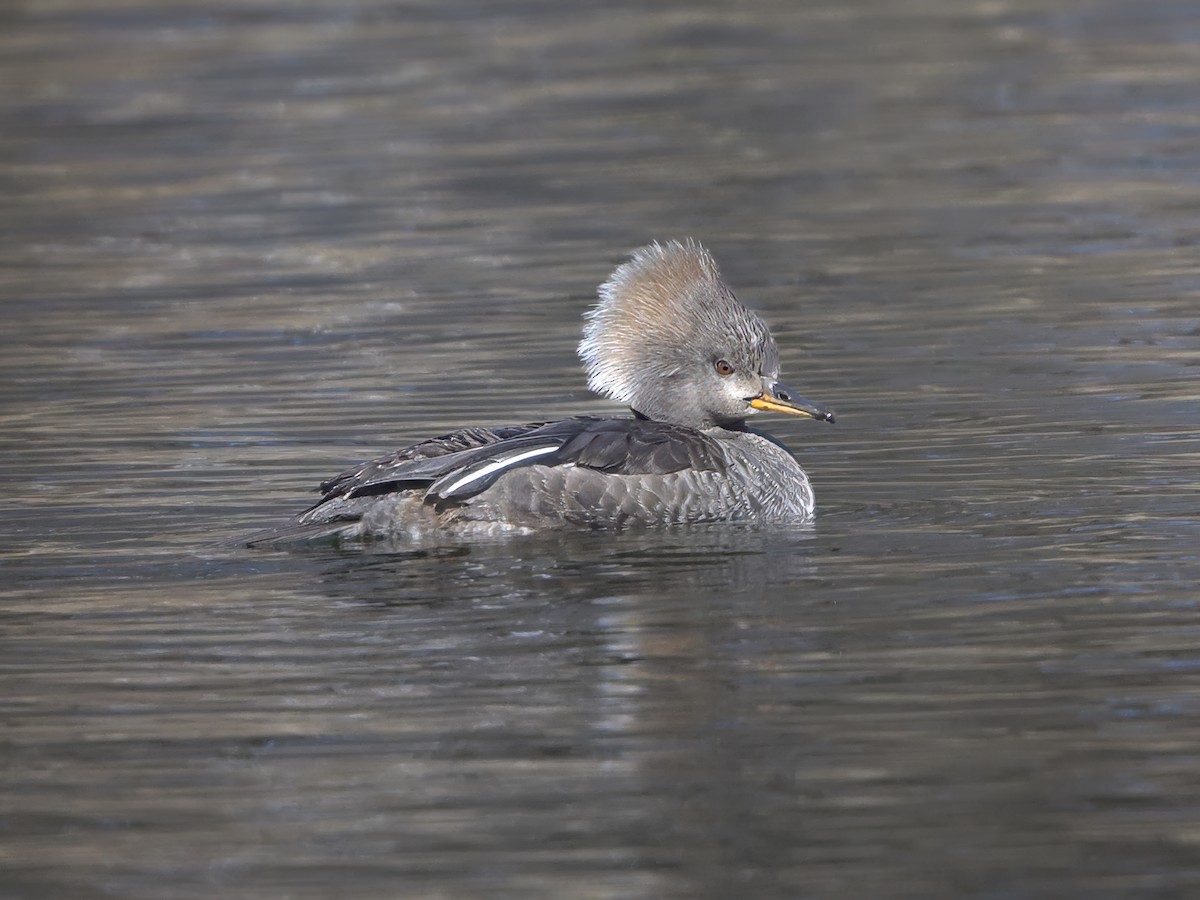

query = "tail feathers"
[241, 516, 360, 548]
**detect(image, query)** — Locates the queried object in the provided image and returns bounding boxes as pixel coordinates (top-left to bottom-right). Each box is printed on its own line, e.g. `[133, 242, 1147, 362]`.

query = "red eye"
[714, 359, 735, 377]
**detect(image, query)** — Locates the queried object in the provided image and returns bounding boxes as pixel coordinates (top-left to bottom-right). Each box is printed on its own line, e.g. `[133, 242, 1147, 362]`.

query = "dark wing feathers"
[316, 423, 546, 498]
[311, 416, 727, 510]
[557, 418, 727, 475]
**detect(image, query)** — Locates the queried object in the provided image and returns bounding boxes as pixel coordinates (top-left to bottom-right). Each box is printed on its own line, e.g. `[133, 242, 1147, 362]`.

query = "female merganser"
[249, 240, 833, 544]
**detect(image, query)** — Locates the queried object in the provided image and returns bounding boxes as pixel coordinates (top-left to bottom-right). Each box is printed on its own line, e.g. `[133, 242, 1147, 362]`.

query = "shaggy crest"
[578, 240, 779, 426]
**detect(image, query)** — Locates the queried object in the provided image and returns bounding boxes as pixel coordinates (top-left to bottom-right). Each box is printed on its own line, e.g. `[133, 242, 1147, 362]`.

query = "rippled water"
[3, 1, 1199, 897]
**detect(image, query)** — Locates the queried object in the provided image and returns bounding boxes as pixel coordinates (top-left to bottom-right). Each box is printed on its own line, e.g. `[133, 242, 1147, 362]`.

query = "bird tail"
[240, 517, 360, 548]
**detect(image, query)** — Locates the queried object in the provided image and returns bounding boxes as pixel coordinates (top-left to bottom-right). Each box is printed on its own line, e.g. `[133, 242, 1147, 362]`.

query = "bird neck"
[629, 406, 748, 433]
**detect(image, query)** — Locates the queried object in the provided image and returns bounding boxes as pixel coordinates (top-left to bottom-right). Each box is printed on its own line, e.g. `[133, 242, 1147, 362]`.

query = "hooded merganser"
[248, 240, 834, 544]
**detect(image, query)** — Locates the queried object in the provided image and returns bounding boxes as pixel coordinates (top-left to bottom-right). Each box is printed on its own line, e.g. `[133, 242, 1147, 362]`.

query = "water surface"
[2, 1, 1199, 897]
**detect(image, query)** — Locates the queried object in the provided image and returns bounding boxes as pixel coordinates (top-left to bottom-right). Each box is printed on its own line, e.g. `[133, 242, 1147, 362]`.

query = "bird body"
[249, 241, 832, 545]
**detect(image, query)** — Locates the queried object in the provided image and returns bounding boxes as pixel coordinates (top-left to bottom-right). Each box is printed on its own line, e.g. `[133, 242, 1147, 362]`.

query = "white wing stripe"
[441, 445, 558, 495]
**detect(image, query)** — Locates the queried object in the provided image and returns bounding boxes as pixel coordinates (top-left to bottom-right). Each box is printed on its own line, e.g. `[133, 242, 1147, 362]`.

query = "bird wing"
[311, 417, 729, 508]
[315, 423, 547, 500]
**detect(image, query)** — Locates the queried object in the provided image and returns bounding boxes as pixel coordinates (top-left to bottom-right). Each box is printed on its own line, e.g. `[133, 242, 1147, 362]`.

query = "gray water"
[3, 0, 1199, 897]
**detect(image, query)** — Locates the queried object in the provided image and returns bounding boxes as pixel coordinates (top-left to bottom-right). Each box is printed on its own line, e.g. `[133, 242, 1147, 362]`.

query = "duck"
[247, 240, 834, 545]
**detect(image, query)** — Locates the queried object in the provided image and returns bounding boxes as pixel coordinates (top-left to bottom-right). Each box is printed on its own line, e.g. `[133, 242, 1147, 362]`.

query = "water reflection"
[304, 524, 817, 600]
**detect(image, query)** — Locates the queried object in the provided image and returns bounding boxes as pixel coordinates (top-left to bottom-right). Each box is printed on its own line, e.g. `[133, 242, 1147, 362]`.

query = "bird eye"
[714, 359, 735, 377]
